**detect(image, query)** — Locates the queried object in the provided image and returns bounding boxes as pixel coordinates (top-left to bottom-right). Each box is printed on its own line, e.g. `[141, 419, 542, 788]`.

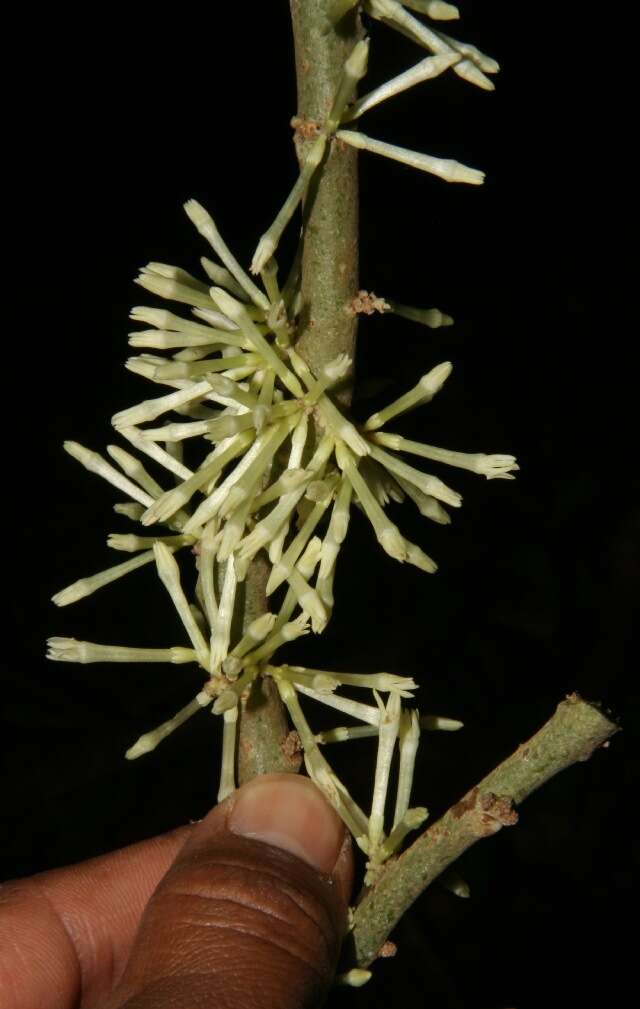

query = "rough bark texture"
[350, 694, 619, 966]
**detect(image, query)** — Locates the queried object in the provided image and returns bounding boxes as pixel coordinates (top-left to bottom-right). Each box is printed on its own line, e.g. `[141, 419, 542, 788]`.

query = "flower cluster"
[49, 1, 514, 873]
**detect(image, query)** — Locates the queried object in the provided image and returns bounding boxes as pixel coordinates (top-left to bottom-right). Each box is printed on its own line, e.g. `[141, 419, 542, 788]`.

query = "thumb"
[108, 773, 354, 1009]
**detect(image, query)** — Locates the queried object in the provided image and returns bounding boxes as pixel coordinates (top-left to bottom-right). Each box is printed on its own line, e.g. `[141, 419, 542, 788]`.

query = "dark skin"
[0, 774, 354, 1009]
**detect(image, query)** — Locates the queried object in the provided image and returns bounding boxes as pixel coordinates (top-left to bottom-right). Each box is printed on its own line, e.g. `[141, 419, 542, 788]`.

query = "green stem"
[289, 0, 362, 392]
[350, 694, 619, 965]
[236, 1, 363, 782]
[236, 553, 301, 782]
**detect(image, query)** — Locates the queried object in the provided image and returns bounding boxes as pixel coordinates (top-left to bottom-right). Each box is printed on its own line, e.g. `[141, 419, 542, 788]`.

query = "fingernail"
[228, 773, 345, 873]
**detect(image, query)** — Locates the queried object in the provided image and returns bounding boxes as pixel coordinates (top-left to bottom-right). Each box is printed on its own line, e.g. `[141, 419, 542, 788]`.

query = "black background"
[4, 3, 635, 1008]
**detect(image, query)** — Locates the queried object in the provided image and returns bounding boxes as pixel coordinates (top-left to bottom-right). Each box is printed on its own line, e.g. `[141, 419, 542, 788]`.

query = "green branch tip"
[350, 695, 619, 966]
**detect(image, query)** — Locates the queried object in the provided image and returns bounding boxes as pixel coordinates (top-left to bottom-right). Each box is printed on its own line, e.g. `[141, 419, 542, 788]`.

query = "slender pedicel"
[184, 417, 297, 534]
[217, 706, 238, 801]
[279, 666, 416, 695]
[106, 444, 165, 499]
[198, 518, 219, 627]
[251, 39, 369, 274]
[393, 708, 421, 827]
[369, 692, 402, 849]
[64, 442, 154, 508]
[401, 2, 459, 20]
[436, 30, 499, 74]
[385, 301, 453, 327]
[152, 353, 260, 381]
[112, 381, 215, 429]
[119, 426, 193, 481]
[280, 567, 328, 634]
[377, 807, 429, 861]
[134, 272, 216, 311]
[107, 533, 196, 554]
[291, 681, 382, 727]
[421, 714, 464, 731]
[272, 537, 323, 633]
[183, 200, 270, 312]
[325, 37, 370, 132]
[52, 550, 159, 607]
[266, 478, 337, 594]
[140, 262, 209, 294]
[336, 442, 409, 562]
[210, 288, 304, 397]
[46, 638, 198, 665]
[394, 474, 451, 524]
[205, 374, 261, 411]
[318, 476, 353, 582]
[153, 543, 210, 666]
[365, 0, 495, 90]
[238, 432, 330, 567]
[275, 676, 370, 841]
[241, 614, 310, 668]
[371, 431, 519, 478]
[250, 468, 311, 512]
[200, 257, 249, 302]
[225, 613, 277, 667]
[337, 130, 484, 185]
[363, 362, 452, 431]
[210, 556, 238, 673]
[125, 690, 213, 760]
[367, 441, 462, 508]
[265, 413, 313, 563]
[316, 724, 379, 744]
[251, 134, 327, 276]
[131, 305, 239, 337]
[304, 353, 352, 406]
[217, 484, 258, 561]
[129, 329, 244, 351]
[343, 52, 458, 122]
[141, 430, 254, 527]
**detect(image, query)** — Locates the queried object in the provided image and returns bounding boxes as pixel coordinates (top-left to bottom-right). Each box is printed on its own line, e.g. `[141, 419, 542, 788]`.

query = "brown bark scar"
[479, 792, 519, 829]
[345, 290, 391, 316]
[282, 730, 302, 759]
[450, 786, 480, 820]
[377, 940, 397, 959]
[291, 115, 321, 140]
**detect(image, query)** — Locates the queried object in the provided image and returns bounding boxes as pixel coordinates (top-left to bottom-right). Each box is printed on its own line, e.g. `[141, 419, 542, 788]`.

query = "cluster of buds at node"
[266, 663, 463, 871]
[49, 3, 513, 851]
